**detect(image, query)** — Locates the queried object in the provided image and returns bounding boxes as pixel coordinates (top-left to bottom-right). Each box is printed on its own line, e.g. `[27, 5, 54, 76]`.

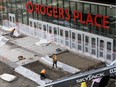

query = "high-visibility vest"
[40, 69, 47, 75]
[81, 82, 87, 87]
[53, 55, 57, 61]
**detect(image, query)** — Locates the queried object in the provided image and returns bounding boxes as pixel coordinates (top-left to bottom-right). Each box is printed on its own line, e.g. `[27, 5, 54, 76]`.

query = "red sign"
[26, 1, 109, 29]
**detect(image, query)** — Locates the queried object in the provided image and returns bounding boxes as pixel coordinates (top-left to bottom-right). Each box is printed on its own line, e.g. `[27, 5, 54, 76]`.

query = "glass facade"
[1, 0, 116, 51]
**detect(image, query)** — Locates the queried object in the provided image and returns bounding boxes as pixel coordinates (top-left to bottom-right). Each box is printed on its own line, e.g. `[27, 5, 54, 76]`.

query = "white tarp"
[0, 73, 17, 82]
[35, 39, 50, 46]
[13, 29, 20, 37]
[0, 36, 9, 47]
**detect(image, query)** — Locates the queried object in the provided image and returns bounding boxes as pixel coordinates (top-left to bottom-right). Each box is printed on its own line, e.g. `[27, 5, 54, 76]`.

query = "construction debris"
[0, 36, 9, 47]
[0, 73, 17, 82]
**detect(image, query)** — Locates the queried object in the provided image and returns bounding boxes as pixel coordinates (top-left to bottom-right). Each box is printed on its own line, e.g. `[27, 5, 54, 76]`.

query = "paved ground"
[0, 28, 115, 87]
[0, 61, 38, 87]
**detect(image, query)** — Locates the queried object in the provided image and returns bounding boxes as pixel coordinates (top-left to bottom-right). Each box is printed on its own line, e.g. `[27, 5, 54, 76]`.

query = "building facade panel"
[1, 0, 116, 62]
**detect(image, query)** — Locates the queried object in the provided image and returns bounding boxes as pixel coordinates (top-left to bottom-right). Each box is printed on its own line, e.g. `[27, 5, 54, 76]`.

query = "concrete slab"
[12, 36, 68, 56]
[0, 44, 35, 63]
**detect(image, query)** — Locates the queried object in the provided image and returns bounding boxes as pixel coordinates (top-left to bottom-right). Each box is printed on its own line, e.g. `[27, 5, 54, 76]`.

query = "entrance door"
[106, 40, 113, 62]
[53, 26, 59, 43]
[59, 28, 64, 46]
[91, 35, 97, 58]
[29, 18, 37, 37]
[84, 34, 90, 56]
[43, 24, 47, 39]
[98, 36, 113, 62]
[77, 32, 83, 53]
[71, 30, 77, 51]
[9, 13, 16, 27]
[47, 24, 54, 41]
[37, 21, 42, 39]
[64, 30, 70, 48]
[98, 38, 106, 60]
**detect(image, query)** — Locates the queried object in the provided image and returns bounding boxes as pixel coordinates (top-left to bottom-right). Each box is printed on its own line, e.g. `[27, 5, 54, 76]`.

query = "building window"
[100, 40, 104, 50]
[110, 7, 116, 16]
[100, 52, 103, 57]
[91, 5, 97, 15]
[30, 21, 32, 27]
[58, 0, 63, 8]
[78, 34, 81, 43]
[77, 2, 83, 11]
[49, 26, 52, 33]
[38, 23, 42, 29]
[85, 36, 89, 45]
[85, 47, 88, 52]
[92, 38, 95, 44]
[43, 25, 46, 31]
[92, 49, 96, 55]
[65, 31, 68, 38]
[54, 27, 57, 34]
[72, 32, 75, 39]
[10, 16, 11, 21]
[107, 42, 111, 51]
[64, 1, 69, 9]
[60, 29, 63, 36]
[34, 22, 37, 28]
[84, 3, 90, 13]
[99, 6, 105, 15]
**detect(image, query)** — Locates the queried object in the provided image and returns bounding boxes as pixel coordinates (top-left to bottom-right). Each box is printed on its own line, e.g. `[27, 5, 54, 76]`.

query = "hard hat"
[81, 82, 87, 87]
[41, 69, 47, 74]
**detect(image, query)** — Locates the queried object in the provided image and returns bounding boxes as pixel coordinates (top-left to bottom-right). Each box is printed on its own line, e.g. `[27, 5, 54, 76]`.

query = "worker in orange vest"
[40, 69, 47, 79]
[52, 54, 58, 68]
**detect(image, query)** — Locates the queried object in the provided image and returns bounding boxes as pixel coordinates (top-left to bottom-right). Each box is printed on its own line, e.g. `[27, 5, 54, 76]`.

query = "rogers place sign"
[26, 1, 110, 29]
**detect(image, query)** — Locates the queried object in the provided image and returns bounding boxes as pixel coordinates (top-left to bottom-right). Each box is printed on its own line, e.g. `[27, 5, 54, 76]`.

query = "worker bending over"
[2, 28, 15, 37]
[40, 69, 47, 79]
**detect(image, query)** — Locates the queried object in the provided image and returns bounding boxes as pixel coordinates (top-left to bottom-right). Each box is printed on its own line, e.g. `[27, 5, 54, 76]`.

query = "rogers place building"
[1, 0, 116, 63]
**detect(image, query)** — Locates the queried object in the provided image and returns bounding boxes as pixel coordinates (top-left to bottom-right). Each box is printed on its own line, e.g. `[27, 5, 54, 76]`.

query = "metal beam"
[43, 65, 116, 87]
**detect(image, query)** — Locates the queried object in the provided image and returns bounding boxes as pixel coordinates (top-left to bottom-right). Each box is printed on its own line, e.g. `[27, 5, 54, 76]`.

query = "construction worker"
[40, 69, 47, 79]
[81, 82, 87, 87]
[2, 28, 15, 37]
[9, 28, 15, 37]
[52, 54, 58, 68]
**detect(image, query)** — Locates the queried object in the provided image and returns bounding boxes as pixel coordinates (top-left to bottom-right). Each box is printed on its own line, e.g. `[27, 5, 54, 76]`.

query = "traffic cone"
[81, 82, 87, 87]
